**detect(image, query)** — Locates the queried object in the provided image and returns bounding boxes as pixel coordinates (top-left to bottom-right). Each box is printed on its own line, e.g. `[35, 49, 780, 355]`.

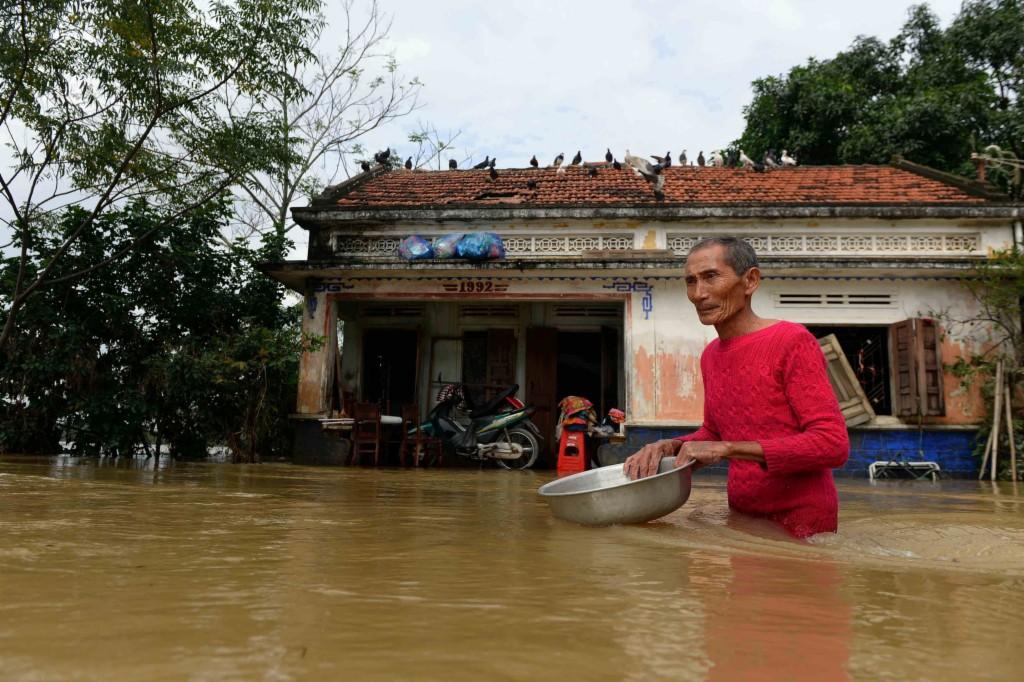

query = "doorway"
[527, 326, 621, 461]
[361, 329, 419, 415]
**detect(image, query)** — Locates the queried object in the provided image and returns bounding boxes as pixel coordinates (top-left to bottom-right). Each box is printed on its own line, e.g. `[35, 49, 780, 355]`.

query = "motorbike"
[420, 383, 543, 470]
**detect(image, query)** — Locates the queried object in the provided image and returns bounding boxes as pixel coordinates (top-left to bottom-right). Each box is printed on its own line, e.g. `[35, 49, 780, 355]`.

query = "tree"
[0, 199, 315, 461]
[737, 1, 1022, 197]
[0, 0, 321, 353]
[223, 0, 465, 242]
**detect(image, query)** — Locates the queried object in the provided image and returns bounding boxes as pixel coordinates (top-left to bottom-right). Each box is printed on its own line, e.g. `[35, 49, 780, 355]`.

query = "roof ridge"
[890, 155, 1008, 202]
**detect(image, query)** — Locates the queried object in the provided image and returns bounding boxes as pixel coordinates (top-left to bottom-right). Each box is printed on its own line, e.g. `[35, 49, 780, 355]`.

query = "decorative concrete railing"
[329, 232, 983, 259]
[668, 233, 981, 256]
[332, 234, 635, 258]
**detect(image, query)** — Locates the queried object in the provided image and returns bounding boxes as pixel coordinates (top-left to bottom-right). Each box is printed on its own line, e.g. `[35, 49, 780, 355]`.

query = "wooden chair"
[350, 402, 382, 466]
[399, 403, 443, 467]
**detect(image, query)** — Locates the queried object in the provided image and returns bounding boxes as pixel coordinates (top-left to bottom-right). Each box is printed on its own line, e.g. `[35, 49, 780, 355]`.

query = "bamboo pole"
[991, 361, 1003, 482]
[979, 425, 995, 479]
[1006, 384, 1017, 482]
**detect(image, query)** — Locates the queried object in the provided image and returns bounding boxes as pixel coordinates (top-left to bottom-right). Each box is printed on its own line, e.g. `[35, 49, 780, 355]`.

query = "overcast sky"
[332, 0, 964, 170]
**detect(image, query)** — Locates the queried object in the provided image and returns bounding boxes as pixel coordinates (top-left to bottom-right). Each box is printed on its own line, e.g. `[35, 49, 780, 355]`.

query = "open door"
[526, 327, 558, 462]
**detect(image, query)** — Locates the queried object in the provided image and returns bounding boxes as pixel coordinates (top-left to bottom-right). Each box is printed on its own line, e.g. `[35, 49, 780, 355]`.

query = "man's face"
[684, 245, 756, 326]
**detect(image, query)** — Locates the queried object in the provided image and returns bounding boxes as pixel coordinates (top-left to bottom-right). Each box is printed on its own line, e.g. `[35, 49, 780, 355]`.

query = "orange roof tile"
[330, 164, 987, 209]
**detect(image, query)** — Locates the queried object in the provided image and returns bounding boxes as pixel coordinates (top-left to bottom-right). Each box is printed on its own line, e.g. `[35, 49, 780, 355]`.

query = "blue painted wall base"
[601, 426, 982, 478]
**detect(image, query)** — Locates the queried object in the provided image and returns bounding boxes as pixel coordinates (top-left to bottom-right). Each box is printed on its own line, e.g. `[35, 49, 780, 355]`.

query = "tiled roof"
[330, 164, 989, 210]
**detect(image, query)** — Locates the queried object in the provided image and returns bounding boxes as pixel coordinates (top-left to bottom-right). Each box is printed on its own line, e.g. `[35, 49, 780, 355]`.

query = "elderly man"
[624, 237, 849, 538]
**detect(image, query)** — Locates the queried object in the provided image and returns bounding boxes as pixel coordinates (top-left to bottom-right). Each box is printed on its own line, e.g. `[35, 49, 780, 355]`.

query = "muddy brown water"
[1, 456, 1023, 681]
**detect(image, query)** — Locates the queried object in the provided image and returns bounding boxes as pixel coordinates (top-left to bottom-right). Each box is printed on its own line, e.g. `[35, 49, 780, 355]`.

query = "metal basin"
[537, 457, 693, 526]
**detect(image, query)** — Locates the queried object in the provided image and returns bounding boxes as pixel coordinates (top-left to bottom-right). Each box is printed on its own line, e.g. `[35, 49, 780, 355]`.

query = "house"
[260, 156, 1022, 475]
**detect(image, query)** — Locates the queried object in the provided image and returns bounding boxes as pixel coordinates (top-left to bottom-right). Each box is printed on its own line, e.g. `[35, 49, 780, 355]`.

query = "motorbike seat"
[468, 384, 519, 418]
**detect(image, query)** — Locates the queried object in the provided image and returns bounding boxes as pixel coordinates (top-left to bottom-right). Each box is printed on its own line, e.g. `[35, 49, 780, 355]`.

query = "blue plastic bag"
[397, 235, 434, 260]
[456, 232, 505, 261]
[432, 233, 463, 259]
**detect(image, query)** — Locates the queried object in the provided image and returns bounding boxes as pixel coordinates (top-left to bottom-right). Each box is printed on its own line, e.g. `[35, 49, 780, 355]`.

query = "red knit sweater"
[676, 321, 849, 538]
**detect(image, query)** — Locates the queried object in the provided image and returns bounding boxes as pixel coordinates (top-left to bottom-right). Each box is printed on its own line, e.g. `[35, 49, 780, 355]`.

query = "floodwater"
[1, 457, 1023, 681]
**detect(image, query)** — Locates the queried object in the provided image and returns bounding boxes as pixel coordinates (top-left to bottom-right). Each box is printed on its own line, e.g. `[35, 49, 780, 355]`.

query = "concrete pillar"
[296, 286, 334, 415]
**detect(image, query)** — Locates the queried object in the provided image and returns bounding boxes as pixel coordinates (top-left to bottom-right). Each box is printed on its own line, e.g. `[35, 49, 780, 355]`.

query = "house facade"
[261, 158, 1022, 475]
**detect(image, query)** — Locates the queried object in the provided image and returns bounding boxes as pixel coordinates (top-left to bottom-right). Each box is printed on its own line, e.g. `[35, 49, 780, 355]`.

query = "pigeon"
[649, 151, 671, 167]
[727, 149, 740, 167]
[781, 150, 797, 166]
[527, 179, 538, 190]
[762, 150, 778, 169]
[571, 150, 582, 165]
[613, 159, 622, 170]
[473, 156, 490, 170]
[489, 166, 498, 181]
[697, 150, 705, 167]
[552, 152, 564, 168]
[360, 160, 371, 173]
[709, 150, 723, 167]
[374, 148, 391, 165]
[605, 148, 613, 163]
[557, 164, 567, 176]
[489, 157, 496, 168]
[752, 162, 766, 173]
[530, 155, 539, 168]
[680, 150, 687, 166]
[653, 188, 665, 201]
[625, 150, 667, 198]
[448, 159, 458, 169]
[587, 166, 598, 177]
[739, 149, 756, 168]
[626, 150, 663, 177]
[404, 157, 412, 170]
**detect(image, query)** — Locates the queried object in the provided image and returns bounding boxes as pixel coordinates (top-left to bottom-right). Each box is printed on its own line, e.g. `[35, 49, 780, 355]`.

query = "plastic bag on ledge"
[456, 232, 505, 261]
[397, 235, 434, 260]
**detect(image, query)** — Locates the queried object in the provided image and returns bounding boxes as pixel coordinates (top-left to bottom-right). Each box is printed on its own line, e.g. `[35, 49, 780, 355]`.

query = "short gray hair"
[688, 237, 759, 275]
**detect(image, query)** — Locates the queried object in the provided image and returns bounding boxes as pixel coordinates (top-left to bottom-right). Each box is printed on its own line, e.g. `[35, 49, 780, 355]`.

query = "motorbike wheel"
[495, 427, 540, 470]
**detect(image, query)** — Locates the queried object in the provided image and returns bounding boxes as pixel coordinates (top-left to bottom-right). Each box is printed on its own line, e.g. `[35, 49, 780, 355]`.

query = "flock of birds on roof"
[359, 146, 798, 201]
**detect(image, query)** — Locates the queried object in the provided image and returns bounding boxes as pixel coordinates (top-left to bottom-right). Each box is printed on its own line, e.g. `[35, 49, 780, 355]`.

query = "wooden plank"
[992, 360, 1003, 482]
[1006, 385, 1017, 482]
[818, 334, 876, 427]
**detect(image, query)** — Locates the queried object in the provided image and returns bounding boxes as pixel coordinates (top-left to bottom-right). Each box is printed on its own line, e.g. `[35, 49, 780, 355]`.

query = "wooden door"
[486, 329, 517, 394]
[526, 327, 558, 463]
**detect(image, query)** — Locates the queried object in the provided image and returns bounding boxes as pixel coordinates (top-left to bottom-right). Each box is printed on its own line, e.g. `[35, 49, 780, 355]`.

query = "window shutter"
[890, 318, 946, 418]
[817, 334, 877, 426]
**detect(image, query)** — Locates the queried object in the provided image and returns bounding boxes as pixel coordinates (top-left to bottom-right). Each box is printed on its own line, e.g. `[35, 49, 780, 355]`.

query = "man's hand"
[624, 439, 683, 480]
[674, 440, 732, 470]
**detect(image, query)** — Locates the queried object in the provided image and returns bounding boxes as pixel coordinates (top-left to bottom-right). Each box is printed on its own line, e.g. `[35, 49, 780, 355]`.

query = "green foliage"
[0, 200, 315, 461]
[1, 0, 323, 349]
[737, 0, 1023, 197]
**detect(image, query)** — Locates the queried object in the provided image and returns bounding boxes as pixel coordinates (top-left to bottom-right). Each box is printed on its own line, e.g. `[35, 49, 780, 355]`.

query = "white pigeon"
[624, 150, 660, 178]
[739, 149, 756, 168]
[708, 150, 721, 167]
[781, 150, 798, 166]
[625, 149, 666, 197]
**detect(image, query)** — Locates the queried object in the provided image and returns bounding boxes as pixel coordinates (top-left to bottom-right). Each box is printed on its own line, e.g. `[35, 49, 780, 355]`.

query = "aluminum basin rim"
[537, 460, 692, 498]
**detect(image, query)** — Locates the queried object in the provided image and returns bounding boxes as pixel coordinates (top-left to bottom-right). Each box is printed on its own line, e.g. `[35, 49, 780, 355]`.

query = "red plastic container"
[556, 430, 588, 475]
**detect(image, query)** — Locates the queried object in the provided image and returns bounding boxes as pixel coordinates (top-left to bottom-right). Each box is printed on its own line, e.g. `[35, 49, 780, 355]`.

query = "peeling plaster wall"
[296, 289, 333, 414]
